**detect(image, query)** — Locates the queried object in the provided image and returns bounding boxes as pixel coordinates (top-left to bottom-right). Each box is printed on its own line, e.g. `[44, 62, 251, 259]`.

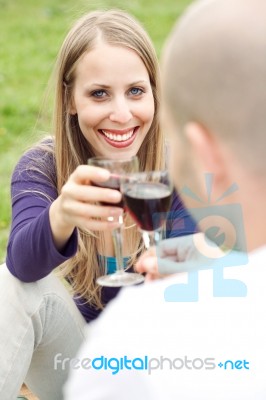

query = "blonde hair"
[46, 10, 164, 309]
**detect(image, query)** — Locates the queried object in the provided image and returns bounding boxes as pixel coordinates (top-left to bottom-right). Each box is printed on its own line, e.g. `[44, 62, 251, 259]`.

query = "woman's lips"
[98, 127, 139, 148]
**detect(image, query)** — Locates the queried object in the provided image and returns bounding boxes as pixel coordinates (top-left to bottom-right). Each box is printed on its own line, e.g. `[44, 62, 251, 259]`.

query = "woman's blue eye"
[130, 87, 143, 96]
[92, 90, 106, 98]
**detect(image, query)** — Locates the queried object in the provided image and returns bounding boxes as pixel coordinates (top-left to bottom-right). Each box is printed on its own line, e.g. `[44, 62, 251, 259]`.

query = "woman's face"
[70, 42, 155, 159]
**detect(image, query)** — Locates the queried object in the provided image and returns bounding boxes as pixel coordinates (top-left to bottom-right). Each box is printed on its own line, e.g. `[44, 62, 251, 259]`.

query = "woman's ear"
[69, 102, 77, 115]
[68, 95, 77, 115]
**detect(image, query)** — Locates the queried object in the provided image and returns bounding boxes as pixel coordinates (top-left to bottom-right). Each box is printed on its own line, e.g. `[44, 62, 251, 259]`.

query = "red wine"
[92, 177, 124, 208]
[123, 182, 172, 231]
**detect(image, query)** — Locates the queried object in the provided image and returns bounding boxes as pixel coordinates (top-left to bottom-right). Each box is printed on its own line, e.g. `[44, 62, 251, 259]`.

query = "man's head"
[162, 0, 266, 249]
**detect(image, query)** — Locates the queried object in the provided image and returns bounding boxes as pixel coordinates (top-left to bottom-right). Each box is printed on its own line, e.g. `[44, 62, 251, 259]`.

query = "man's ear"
[184, 122, 226, 180]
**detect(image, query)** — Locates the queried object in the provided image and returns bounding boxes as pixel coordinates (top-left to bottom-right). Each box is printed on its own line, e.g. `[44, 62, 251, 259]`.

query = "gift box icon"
[154, 174, 248, 302]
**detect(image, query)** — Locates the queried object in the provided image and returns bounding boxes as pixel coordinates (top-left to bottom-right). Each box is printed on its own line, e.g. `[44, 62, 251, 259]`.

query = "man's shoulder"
[94, 246, 266, 334]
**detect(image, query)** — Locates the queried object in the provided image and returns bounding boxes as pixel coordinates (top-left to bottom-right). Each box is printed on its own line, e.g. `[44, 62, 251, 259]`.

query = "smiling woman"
[0, 9, 197, 400]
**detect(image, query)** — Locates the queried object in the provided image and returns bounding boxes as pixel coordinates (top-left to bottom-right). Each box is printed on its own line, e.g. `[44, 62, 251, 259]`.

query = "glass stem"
[112, 225, 124, 274]
[142, 229, 163, 249]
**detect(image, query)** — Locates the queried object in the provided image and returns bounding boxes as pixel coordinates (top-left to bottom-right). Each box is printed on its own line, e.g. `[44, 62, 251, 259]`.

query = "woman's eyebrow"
[128, 80, 149, 86]
[86, 80, 149, 89]
[86, 83, 111, 89]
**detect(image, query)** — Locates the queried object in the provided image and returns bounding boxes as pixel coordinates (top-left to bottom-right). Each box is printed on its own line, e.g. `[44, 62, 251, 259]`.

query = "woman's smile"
[98, 127, 139, 148]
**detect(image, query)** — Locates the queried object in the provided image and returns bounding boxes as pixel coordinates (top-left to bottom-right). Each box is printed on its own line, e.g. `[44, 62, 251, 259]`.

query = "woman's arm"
[6, 149, 78, 282]
[6, 146, 124, 282]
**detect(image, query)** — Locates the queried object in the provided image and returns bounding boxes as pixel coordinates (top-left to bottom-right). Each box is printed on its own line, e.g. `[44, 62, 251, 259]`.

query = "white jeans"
[0, 264, 86, 400]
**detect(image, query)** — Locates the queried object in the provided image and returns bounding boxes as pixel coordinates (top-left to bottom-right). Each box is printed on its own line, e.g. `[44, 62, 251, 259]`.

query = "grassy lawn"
[0, 0, 193, 262]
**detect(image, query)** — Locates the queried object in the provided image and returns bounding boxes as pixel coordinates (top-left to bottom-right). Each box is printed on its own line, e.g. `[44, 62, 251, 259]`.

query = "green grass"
[0, 0, 193, 262]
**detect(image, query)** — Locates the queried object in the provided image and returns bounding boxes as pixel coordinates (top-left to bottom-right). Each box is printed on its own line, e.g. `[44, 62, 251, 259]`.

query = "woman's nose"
[109, 98, 132, 124]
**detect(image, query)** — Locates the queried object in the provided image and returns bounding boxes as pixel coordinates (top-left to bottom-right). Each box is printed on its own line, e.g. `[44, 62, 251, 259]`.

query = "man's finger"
[135, 255, 158, 273]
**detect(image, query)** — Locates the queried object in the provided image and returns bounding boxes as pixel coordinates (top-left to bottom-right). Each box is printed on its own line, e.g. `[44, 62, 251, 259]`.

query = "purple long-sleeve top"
[6, 144, 197, 322]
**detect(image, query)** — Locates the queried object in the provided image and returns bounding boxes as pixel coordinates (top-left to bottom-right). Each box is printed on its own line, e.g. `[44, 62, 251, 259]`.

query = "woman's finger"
[61, 182, 122, 205]
[76, 217, 122, 232]
[61, 199, 123, 222]
[70, 165, 110, 184]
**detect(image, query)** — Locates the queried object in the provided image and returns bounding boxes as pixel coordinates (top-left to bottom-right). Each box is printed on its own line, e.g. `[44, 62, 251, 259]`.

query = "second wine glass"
[88, 156, 145, 287]
[121, 170, 173, 249]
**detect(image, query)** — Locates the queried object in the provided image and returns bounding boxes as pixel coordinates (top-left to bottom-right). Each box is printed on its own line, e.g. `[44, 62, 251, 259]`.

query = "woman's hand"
[49, 165, 123, 251]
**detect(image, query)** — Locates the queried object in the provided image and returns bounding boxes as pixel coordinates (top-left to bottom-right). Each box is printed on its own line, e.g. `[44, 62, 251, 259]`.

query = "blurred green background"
[0, 0, 193, 262]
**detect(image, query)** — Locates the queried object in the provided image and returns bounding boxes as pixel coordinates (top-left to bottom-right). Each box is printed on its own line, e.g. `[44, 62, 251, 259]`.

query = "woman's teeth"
[101, 129, 134, 142]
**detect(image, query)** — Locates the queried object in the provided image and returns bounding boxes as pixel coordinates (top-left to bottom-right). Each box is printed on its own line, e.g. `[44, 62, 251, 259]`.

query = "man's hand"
[136, 233, 224, 281]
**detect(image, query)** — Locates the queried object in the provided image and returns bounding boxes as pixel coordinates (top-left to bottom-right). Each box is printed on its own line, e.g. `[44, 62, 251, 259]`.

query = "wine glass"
[88, 156, 145, 287]
[120, 170, 173, 249]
